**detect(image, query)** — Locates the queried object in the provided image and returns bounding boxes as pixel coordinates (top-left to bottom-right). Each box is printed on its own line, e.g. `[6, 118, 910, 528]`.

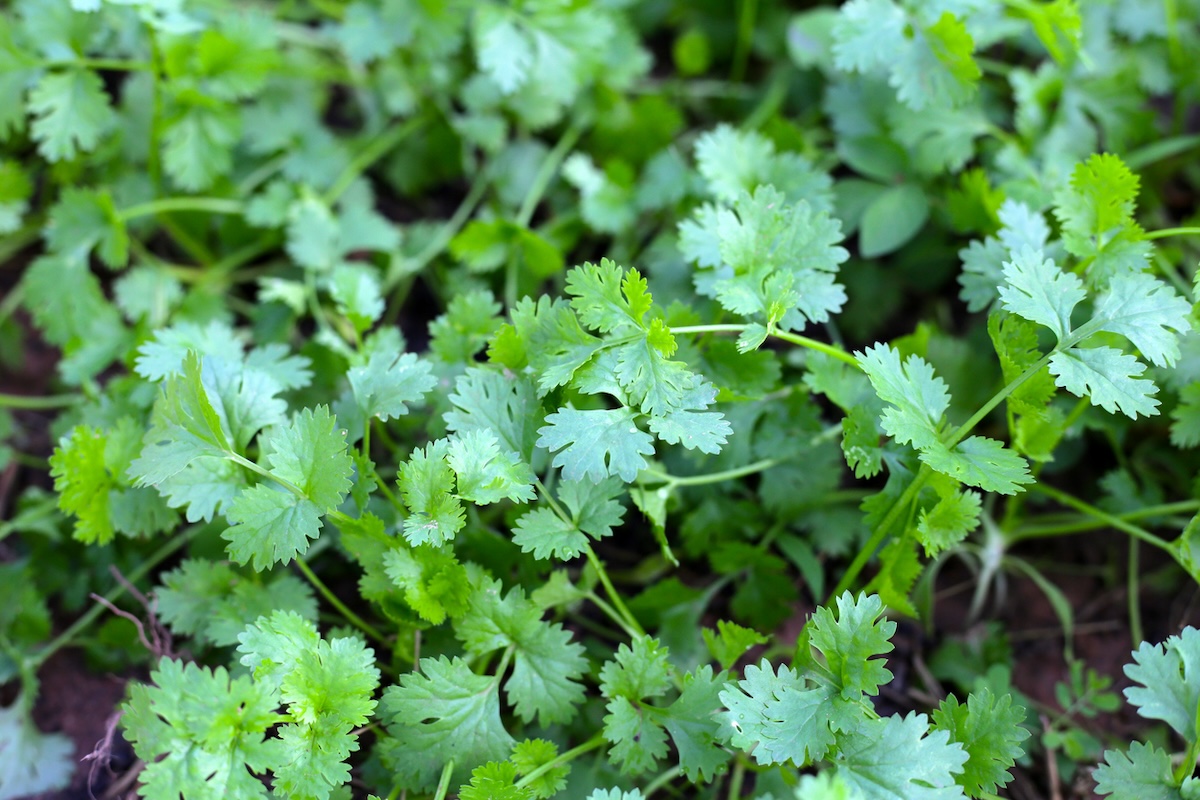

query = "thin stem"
[585, 546, 646, 638]
[1145, 226, 1200, 241]
[295, 557, 389, 645]
[642, 457, 780, 489]
[668, 325, 860, 367]
[944, 355, 1051, 448]
[41, 58, 152, 72]
[0, 392, 81, 410]
[644, 765, 683, 797]
[730, 0, 758, 82]
[516, 118, 586, 228]
[1011, 500, 1200, 541]
[585, 591, 641, 640]
[119, 197, 244, 221]
[0, 224, 41, 267]
[209, 234, 280, 279]
[515, 735, 606, 790]
[432, 760, 455, 800]
[828, 467, 931, 602]
[727, 759, 746, 800]
[31, 527, 201, 668]
[1030, 483, 1175, 554]
[324, 116, 428, 205]
[228, 452, 306, 497]
[1128, 539, 1143, 647]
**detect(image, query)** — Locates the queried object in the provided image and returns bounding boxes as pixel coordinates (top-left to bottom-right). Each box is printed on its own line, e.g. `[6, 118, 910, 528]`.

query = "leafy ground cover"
[2, 1, 1200, 798]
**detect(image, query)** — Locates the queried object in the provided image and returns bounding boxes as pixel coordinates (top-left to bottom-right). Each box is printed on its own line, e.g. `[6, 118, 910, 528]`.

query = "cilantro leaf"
[1049, 346, 1160, 418]
[223, 486, 323, 571]
[380, 656, 515, 791]
[0, 699, 74, 798]
[398, 440, 465, 547]
[456, 578, 588, 725]
[448, 429, 536, 505]
[932, 689, 1029, 796]
[511, 739, 570, 800]
[537, 407, 655, 483]
[460, 761, 533, 800]
[1123, 626, 1200, 742]
[1094, 741, 1181, 800]
[604, 695, 670, 775]
[719, 659, 838, 766]
[916, 486, 982, 557]
[857, 344, 948, 452]
[810, 592, 895, 700]
[28, 69, 115, 161]
[600, 637, 673, 701]
[122, 659, 281, 800]
[920, 437, 1034, 496]
[261, 405, 353, 510]
[703, 620, 768, 671]
[832, 713, 968, 800]
[998, 248, 1086, 342]
[660, 665, 732, 781]
[512, 509, 585, 561]
[349, 350, 437, 422]
[383, 546, 472, 626]
[445, 369, 544, 463]
[1089, 274, 1192, 368]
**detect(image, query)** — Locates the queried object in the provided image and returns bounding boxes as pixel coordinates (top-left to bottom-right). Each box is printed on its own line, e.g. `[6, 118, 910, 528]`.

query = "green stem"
[644, 765, 683, 797]
[828, 466, 931, 602]
[209, 234, 281, 280]
[1010, 500, 1200, 541]
[517, 118, 586, 228]
[727, 758, 746, 800]
[731, 0, 758, 82]
[324, 116, 428, 205]
[432, 760, 455, 800]
[295, 557, 389, 645]
[515, 735, 606, 790]
[41, 57, 152, 71]
[0, 392, 81, 410]
[1145, 226, 1200, 241]
[668, 325, 860, 367]
[119, 197, 244, 221]
[31, 527, 201, 668]
[1128, 539, 1143, 647]
[641, 457, 780, 489]
[944, 355, 1051, 448]
[1030, 483, 1175, 555]
[0, 224, 41, 266]
[584, 592, 641, 640]
[228, 452, 306, 497]
[585, 546, 646, 638]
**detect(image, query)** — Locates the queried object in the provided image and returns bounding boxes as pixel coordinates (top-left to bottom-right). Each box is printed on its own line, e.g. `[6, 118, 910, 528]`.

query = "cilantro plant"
[2, 0, 1200, 799]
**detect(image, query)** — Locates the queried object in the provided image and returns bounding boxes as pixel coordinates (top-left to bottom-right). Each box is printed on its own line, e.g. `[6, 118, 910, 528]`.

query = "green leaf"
[857, 344, 948, 452]
[1090, 274, 1192, 368]
[604, 695, 670, 775]
[891, 12, 979, 111]
[920, 437, 1033, 496]
[0, 699, 74, 798]
[810, 592, 896, 700]
[537, 407, 655, 483]
[122, 659, 281, 800]
[1123, 627, 1200, 742]
[511, 739, 569, 799]
[445, 369, 544, 464]
[330, 263, 384, 332]
[932, 689, 1029, 796]
[600, 636, 673, 701]
[832, 713, 968, 800]
[161, 97, 239, 192]
[28, 69, 114, 161]
[261, 405, 354, 509]
[1054, 153, 1142, 258]
[1095, 741, 1182, 800]
[474, 5, 533, 94]
[349, 350, 437, 422]
[719, 659, 838, 766]
[512, 509, 586, 561]
[1049, 346, 1160, 418]
[998, 247, 1086, 342]
[447, 429, 536, 505]
[45, 187, 128, 268]
[380, 656, 516, 791]
[398, 440, 465, 547]
[703, 620, 768, 671]
[457, 578, 588, 726]
[916, 486, 981, 557]
[859, 184, 928, 258]
[460, 762, 533, 800]
[383, 546, 472, 625]
[661, 665, 732, 781]
[223, 485, 323, 571]
[430, 290, 503, 363]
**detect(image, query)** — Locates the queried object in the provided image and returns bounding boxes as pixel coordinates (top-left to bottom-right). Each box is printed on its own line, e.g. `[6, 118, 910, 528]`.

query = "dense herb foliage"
[2, 1, 1200, 798]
